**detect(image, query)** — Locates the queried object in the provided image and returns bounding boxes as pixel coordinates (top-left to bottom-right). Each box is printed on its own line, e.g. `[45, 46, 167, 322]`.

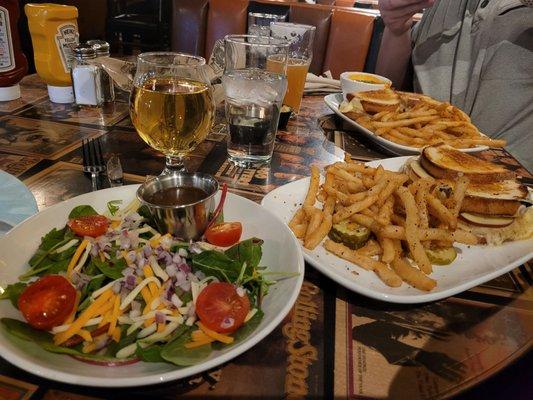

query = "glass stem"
[162, 155, 185, 175]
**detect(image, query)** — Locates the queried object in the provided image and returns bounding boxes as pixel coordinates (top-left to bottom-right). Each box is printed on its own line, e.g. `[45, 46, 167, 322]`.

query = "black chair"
[106, 0, 171, 54]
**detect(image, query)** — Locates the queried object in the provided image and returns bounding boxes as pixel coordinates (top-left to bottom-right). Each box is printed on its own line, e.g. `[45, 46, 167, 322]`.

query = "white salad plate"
[323, 93, 489, 156]
[0, 170, 38, 236]
[0, 185, 304, 387]
[261, 156, 533, 304]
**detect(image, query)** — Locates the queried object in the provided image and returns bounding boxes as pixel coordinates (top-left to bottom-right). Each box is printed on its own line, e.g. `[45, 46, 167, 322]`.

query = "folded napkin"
[304, 71, 341, 95]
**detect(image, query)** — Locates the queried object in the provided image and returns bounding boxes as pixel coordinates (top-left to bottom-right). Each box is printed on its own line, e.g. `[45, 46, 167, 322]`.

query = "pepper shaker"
[87, 39, 115, 103]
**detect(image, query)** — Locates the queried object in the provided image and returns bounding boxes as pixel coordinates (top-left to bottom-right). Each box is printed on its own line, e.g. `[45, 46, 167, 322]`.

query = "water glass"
[269, 22, 315, 114]
[248, 12, 286, 37]
[222, 35, 289, 167]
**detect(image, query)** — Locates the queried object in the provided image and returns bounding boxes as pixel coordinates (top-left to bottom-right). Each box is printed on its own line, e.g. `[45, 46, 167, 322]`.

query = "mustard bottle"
[25, 3, 79, 103]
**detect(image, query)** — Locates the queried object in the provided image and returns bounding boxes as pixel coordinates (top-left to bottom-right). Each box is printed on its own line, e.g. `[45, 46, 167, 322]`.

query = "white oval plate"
[324, 93, 489, 156]
[0, 185, 304, 387]
[261, 156, 533, 304]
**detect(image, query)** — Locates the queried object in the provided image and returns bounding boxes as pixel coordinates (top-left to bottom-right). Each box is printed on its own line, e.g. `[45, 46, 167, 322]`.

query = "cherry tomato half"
[18, 275, 76, 330]
[68, 215, 109, 238]
[196, 282, 250, 334]
[205, 222, 242, 247]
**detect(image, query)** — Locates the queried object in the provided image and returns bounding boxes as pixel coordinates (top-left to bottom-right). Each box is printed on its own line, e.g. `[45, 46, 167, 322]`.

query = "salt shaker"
[71, 44, 103, 106]
[87, 39, 115, 103]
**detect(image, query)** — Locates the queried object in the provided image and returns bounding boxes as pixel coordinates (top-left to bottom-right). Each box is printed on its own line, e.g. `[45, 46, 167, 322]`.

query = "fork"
[82, 137, 106, 191]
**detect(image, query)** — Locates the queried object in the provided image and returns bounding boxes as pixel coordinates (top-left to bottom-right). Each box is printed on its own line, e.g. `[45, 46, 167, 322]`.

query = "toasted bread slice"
[354, 89, 400, 114]
[461, 196, 521, 216]
[405, 157, 526, 216]
[420, 144, 515, 183]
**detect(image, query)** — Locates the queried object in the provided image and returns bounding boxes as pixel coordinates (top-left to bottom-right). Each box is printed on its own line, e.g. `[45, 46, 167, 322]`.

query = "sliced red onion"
[124, 275, 137, 289]
[178, 263, 191, 273]
[112, 281, 122, 294]
[175, 270, 186, 286]
[142, 245, 152, 257]
[165, 263, 178, 278]
[220, 317, 235, 330]
[170, 293, 183, 308]
[115, 250, 122, 259]
[121, 229, 129, 237]
[155, 311, 166, 324]
[129, 231, 140, 248]
[126, 251, 136, 263]
[236, 287, 246, 297]
[129, 309, 141, 318]
[194, 270, 206, 280]
[178, 280, 191, 292]
[178, 248, 188, 258]
[187, 272, 198, 283]
[135, 267, 144, 276]
[90, 243, 100, 257]
[172, 254, 182, 264]
[121, 267, 135, 277]
[187, 303, 196, 317]
[189, 243, 202, 254]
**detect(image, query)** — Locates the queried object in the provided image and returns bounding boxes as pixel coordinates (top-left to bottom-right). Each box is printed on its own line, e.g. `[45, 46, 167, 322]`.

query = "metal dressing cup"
[136, 172, 219, 241]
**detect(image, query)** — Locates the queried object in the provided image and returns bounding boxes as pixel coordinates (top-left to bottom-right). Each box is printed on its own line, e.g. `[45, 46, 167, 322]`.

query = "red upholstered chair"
[322, 9, 375, 78]
[288, 4, 332, 75]
[205, 0, 249, 58]
[171, 0, 209, 56]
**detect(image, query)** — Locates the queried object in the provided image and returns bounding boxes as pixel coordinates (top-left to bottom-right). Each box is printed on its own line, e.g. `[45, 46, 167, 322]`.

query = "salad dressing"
[144, 186, 208, 206]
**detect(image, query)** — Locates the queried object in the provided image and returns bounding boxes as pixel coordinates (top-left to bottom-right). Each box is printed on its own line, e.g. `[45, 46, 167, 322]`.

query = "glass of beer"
[268, 22, 315, 114]
[222, 35, 289, 167]
[130, 52, 214, 174]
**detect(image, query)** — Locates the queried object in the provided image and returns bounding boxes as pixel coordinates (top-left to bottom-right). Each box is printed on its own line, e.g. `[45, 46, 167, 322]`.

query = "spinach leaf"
[160, 327, 212, 366]
[225, 238, 263, 269]
[191, 251, 242, 282]
[212, 310, 264, 350]
[170, 242, 189, 252]
[90, 256, 126, 280]
[68, 205, 98, 219]
[1, 318, 132, 361]
[107, 200, 122, 216]
[48, 245, 76, 262]
[19, 258, 70, 280]
[28, 228, 72, 268]
[79, 274, 106, 309]
[136, 344, 165, 363]
[0, 282, 27, 308]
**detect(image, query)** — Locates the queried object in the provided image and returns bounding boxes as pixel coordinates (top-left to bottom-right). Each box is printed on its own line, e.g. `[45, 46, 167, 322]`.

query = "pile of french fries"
[288, 156, 480, 291]
[347, 92, 506, 149]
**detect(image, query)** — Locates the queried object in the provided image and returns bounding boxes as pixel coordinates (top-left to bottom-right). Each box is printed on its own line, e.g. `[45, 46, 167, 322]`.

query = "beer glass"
[268, 22, 315, 113]
[130, 52, 214, 174]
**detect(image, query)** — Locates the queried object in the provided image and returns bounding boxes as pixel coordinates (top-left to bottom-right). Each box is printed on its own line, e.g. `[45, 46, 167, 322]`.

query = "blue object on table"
[0, 170, 38, 236]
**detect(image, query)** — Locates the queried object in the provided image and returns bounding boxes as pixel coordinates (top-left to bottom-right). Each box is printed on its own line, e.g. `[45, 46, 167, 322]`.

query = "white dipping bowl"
[340, 71, 391, 100]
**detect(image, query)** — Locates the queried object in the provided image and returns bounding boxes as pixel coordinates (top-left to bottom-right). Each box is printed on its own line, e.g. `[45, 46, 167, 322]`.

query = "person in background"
[376, 0, 533, 173]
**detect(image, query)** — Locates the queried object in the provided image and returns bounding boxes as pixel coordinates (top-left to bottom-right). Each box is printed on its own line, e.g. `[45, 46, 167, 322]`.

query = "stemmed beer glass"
[130, 52, 214, 174]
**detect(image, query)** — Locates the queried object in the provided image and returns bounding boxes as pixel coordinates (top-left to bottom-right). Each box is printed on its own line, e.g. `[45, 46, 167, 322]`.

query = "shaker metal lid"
[73, 44, 97, 59]
[87, 40, 110, 56]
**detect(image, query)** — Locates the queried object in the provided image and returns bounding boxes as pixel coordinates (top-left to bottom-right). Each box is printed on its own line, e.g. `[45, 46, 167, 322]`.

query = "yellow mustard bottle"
[25, 3, 79, 103]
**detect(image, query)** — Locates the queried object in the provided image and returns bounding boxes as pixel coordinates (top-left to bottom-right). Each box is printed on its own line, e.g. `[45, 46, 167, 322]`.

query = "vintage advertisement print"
[335, 291, 532, 399]
[0, 116, 103, 160]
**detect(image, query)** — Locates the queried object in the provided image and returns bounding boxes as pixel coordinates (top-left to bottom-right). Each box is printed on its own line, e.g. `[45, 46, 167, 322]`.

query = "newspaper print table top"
[0, 75, 530, 400]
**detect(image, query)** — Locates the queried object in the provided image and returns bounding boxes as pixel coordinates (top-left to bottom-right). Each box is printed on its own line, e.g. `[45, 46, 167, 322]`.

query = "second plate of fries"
[324, 93, 505, 155]
[261, 156, 533, 303]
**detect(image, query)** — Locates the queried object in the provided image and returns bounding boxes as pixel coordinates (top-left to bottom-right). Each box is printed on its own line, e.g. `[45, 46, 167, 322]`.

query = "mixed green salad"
[0, 199, 273, 366]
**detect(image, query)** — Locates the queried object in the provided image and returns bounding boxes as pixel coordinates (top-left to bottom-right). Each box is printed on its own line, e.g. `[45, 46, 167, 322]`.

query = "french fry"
[288, 208, 305, 231]
[305, 209, 323, 243]
[324, 240, 402, 287]
[380, 236, 395, 264]
[305, 215, 332, 250]
[391, 257, 437, 291]
[356, 239, 382, 257]
[304, 166, 320, 206]
[427, 193, 457, 228]
[396, 187, 432, 274]
[333, 195, 378, 223]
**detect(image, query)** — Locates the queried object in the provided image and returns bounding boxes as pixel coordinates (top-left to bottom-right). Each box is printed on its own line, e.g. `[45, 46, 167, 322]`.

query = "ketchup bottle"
[0, 0, 28, 101]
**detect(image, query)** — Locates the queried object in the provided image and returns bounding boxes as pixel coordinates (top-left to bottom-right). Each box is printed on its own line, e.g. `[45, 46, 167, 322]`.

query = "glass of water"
[222, 34, 289, 167]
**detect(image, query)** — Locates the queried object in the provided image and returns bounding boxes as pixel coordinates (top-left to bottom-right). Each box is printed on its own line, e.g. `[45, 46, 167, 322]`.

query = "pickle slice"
[425, 247, 457, 265]
[328, 221, 371, 250]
